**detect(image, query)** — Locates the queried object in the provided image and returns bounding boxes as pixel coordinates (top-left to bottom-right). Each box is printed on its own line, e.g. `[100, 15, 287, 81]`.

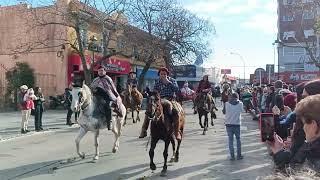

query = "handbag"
[31, 109, 35, 116]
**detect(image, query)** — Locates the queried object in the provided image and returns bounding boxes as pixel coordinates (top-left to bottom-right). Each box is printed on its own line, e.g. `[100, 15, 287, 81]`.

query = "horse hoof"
[150, 163, 156, 171]
[169, 157, 175, 163]
[160, 170, 167, 177]
[93, 156, 99, 160]
[203, 131, 206, 135]
[211, 122, 214, 126]
[80, 153, 85, 159]
[175, 157, 179, 162]
[112, 147, 118, 153]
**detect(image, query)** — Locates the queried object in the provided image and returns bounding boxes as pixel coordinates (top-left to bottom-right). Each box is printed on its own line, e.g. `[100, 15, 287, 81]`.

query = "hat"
[20, 85, 28, 90]
[96, 64, 105, 70]
[158, 67, 169, 76]
[128, 71, 136, 75]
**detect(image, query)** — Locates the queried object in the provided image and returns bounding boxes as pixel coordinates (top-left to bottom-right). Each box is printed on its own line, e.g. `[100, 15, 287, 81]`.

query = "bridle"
[147, 96, 162, 121]
[77, 90, 89, 111]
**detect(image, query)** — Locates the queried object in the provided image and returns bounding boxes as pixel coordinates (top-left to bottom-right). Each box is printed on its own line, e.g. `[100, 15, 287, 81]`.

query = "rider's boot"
[106, 107, 112, 130]
[139, 113, 149, 138]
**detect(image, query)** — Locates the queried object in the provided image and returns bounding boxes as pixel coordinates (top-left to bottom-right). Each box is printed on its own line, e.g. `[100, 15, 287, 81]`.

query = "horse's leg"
[160, 139, 170, 177]
[203, 114, 208, 135]
[211, 111, 215, 127]
[93, 130, 100, 160]
[136, 109, 140, 122]
[149, 137, 159, 171]
[132, 108, 135, 124]
[169, 136, 176, 163]
[198, 112, 204, 128]
[175, 139, 182, 162]
[112, 116, 122, 153]
[123, 111, 127, 126]
[75, 127, 87, 159]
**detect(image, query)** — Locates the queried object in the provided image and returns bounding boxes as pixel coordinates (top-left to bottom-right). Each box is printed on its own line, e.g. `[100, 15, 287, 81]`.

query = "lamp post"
[230, 52, 246, 85]
[88, 35, 98, 78]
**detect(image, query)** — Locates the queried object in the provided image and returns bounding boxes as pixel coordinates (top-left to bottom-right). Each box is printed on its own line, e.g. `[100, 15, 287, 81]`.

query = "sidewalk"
[0, 110, 75, 141]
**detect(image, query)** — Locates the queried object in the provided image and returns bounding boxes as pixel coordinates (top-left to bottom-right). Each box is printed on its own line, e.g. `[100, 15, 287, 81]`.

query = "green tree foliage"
[5, 62, 35, 109]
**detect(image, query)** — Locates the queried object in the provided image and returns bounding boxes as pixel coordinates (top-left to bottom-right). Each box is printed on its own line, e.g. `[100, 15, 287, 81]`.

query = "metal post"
[259, 69, 262, 86]
[268, 65, 271, 84]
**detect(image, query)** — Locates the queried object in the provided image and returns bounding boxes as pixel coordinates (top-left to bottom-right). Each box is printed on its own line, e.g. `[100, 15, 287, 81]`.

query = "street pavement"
[0, 101, 273, 180]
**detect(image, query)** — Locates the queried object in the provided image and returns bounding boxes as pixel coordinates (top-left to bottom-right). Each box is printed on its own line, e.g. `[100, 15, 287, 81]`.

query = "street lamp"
[230, 52, 246, 85]
[88, 35, 98, 78]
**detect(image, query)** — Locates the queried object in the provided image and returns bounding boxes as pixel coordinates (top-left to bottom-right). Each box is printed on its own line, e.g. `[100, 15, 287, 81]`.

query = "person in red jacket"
[194, 75, 213, 114]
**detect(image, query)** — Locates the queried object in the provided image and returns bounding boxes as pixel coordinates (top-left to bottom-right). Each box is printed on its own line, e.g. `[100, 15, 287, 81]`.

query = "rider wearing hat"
[127, 71, 138, 88]
[139, 67, 182, 140]
[194, 75, 213, 114]
[90, 64, 123, 130]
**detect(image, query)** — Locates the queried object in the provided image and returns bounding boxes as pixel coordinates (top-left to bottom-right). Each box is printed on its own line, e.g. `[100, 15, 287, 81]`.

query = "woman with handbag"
[34, 87, 45, 131]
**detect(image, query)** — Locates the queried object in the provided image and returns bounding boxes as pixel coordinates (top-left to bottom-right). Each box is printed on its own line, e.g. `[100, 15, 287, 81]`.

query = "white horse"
[70, 84, 126, 160]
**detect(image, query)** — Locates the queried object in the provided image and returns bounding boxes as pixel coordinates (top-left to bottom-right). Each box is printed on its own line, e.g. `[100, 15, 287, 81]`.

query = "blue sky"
[183, 0, 278, 79]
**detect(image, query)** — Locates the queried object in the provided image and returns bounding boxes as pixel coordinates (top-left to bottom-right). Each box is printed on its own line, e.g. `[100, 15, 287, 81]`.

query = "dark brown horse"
[146, 91, 185, 177]
[196, 92, 217, 135]
[121, 85, 143, 125]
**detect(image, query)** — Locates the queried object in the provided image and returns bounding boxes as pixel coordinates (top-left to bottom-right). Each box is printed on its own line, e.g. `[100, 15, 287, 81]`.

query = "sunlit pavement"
[0, 102, 273, 180]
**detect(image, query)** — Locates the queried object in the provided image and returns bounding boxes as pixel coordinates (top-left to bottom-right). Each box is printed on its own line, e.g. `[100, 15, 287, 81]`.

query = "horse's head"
[146, 91, 162, 120]
[70, 84, 91, 112]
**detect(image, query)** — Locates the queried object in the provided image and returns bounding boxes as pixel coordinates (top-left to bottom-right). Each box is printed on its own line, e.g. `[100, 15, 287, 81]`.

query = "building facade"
[277, 0, 320, 84]
[0, 0, 166, 104]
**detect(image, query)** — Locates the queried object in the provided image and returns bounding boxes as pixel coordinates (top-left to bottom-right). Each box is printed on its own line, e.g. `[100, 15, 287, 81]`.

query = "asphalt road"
[0, 101, 273, 180]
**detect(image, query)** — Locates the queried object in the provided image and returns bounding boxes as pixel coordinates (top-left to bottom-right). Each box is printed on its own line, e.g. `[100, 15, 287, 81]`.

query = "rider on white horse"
[90, 64, 123, 130]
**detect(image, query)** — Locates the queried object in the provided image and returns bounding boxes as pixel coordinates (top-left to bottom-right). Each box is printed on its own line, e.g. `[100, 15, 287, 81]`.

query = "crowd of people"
[16, 66, 320, 178]
[224, 79, 320, 177]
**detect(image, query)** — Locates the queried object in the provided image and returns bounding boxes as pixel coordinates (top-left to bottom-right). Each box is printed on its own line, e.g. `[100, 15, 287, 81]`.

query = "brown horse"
[146, 91, 185, 177]
[121, 85, 143, 125]
[195, 92, 217, 135]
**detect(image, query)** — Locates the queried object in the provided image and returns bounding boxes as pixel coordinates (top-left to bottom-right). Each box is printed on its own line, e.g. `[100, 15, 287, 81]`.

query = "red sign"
[277, 71, 319, 84]
[221, 69, 231, 74]
[94, 57, 131, 74]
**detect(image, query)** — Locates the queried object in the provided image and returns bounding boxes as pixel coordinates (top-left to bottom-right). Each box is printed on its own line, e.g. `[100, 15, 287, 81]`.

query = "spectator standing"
[34, 87, 45, 131]
[225, 92, 244, 161]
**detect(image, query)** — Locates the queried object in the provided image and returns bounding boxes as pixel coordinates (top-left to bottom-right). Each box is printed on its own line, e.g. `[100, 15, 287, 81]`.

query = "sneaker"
[237, 155, 244, 160]
[25, 130, 30, 133]
[230, 157, 235, 161]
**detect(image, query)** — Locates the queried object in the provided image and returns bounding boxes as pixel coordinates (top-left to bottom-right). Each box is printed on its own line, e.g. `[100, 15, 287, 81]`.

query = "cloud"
[242, 13, 277, 34]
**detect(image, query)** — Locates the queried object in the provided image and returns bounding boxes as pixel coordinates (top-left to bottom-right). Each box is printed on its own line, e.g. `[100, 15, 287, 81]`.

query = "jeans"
[226, 125, 241, 158]
[34, 106, 43, 130]
[21, 109, 31, 131]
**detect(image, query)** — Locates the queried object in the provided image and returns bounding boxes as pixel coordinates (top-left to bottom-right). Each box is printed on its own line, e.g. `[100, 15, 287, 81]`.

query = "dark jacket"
[273, 137, 320, 171]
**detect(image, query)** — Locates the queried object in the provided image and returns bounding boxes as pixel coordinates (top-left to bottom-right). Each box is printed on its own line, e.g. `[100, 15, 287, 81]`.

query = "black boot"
[106, 108, 112, 130]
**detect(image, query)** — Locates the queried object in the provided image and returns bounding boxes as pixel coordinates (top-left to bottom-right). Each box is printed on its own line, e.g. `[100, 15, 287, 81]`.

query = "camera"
[260, 113, 275, 142]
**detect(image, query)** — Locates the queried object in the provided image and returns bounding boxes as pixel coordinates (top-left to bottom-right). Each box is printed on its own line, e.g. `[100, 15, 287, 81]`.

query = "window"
[303, 10, 314, 19]
[282, 15, 294, 21]
[283, 0, 294, 5]
[283, 63, 304, 72]
[304, 29, 315, 38]
[283, 31, 295, 40]
[282, 47, 306, 56]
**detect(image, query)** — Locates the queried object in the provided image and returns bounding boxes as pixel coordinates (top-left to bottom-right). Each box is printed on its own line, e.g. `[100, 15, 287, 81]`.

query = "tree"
[5, 62, 35, 109]
[127, 0, 214, 90]
[8, 0, 128, 84]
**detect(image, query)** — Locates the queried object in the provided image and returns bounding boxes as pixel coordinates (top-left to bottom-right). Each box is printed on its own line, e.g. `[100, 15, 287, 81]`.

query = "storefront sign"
[174, 65, 196, 78]
[277, 71, 319, 84]
[99, 58, 131, 74]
